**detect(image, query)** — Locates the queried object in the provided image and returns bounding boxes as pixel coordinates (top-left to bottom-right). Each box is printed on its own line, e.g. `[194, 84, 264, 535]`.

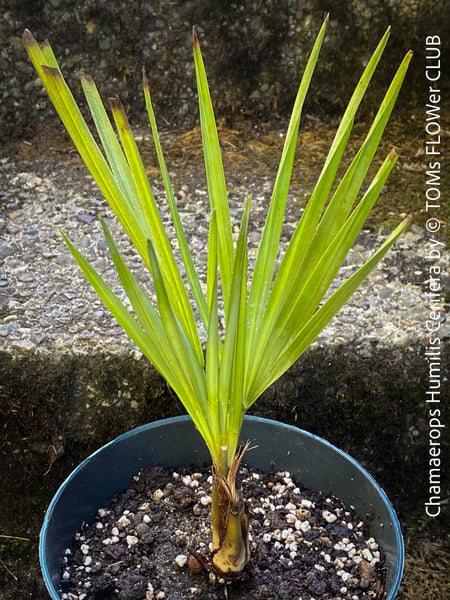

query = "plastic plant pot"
[40, 415, 404, 599]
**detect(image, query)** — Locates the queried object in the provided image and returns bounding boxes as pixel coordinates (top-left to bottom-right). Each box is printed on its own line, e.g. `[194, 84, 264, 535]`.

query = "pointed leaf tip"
[390, 147, 400, 159]
[192, 26, 199, 48]
[109, 97, 131, 132]
[109, 96, 120, 110]
[22, 29, 35, 48]
[142, 65, 148, 89]
[109, 96, 124, 114]
[78, 72, 94, 84]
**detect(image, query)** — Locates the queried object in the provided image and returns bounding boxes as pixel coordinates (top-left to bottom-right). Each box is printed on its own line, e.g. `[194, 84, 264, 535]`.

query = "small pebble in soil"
[61, 464, 388, 600]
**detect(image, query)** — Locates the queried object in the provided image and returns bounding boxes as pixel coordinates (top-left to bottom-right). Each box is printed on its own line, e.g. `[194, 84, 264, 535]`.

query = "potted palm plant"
[24, 15, 412, 597]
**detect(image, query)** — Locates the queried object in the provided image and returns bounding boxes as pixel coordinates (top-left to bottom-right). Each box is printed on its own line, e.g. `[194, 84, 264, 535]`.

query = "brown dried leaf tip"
[192, 26, 199, 49]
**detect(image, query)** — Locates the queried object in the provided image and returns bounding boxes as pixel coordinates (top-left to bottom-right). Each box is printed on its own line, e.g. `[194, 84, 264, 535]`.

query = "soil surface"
[61, 464, 387, 600]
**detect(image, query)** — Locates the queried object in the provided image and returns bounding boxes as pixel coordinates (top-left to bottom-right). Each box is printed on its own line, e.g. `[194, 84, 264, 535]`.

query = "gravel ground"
[1, 138, 448, 361]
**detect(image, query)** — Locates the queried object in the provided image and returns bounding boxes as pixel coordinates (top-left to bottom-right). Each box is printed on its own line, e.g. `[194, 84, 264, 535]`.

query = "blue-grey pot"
[40, 415, 404, 598]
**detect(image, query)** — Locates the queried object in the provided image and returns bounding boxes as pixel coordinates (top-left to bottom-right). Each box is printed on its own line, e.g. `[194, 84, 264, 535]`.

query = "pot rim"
[40, 415, 404, 599]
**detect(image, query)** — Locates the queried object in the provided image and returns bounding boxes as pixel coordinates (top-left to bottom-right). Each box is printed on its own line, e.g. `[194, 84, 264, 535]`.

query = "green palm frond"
[23, 19, 412, 468]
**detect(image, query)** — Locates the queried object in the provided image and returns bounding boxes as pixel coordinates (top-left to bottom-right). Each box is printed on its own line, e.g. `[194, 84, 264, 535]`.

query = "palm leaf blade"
[246, 15, 328, 353]
[246, 46, 412, 389]
[62, 233, 173, 380]
[247, 214, 413, 403]
[143, 70, 209, 328]
[108, 98, 204, 363]
[193, 28, 234, 314]
[218, 197, 251, 460]
[246, 148, 400, 399]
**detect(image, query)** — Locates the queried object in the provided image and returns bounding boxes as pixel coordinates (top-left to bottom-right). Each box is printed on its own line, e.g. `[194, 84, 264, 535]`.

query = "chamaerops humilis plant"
[23, 16, 412, 576]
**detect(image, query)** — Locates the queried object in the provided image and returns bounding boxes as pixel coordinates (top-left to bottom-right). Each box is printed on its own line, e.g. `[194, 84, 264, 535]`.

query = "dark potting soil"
[60, 464, 387, 600]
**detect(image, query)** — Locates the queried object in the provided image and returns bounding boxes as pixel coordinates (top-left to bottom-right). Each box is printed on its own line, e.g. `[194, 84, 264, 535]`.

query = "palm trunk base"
[210, 444, 250, 576]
